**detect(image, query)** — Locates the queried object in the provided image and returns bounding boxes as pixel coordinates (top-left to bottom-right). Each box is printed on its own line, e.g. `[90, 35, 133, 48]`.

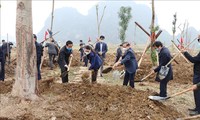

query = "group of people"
[0, 33, 199, 116]
[78, 35, 200, 116]
[0, 40, 13, 81]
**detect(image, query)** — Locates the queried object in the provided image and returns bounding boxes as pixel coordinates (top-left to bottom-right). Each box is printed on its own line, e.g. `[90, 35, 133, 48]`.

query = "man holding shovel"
[181, 36, 200, 116]
[150, 41, 173, 99]
[114, 42, 138, 88]
[58, 40, 73, 83]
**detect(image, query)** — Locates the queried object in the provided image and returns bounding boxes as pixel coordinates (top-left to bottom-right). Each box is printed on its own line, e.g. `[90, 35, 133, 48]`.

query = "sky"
[0, 0, 200, 42]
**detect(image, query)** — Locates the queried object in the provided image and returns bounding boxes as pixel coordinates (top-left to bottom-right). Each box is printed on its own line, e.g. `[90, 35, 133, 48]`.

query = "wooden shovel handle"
[169, 87, 193, 98]
[171, 40, 189, 63]
[141, 71, 154, 81]
[166, 37, 197, 66]
[67, 56, 73, 71]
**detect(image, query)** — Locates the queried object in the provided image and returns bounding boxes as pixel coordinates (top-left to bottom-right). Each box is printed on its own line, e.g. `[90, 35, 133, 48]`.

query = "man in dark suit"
[95, 35, 108, 77]
[151, 41, 173, 98]
[114, 42, 138, 88]
[33, 34, 43, 80]
[181, 36, 200, 116]
[0, 45, 5, 81]
[2, 39, 13, 64]
[58, 40, 73, 83]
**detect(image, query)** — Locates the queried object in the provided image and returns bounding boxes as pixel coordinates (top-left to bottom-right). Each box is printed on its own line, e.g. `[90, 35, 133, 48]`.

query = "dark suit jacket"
[184, 52, 200, 75]
[154, 47, 173, 81]
[87, 51, 102, 70]
[120, 48, 138, 73]
[95, 42, 108, 58]
[35, 42, 43, 64]
[2, 42, 13, 54]
[197, 82, 200, 89]
[58, 46, 72, 69]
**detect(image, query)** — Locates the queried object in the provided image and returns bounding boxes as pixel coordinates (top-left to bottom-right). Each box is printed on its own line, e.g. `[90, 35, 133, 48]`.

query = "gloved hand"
[64, 65, 68, 68]
[99, 52, 103, 56]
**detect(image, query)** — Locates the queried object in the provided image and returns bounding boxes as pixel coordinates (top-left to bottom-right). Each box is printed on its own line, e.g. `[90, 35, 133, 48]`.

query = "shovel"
[140, 37, 197, 82]
[60, 56, 73, 78]
[102, 57, 122, 74]
[148, 86, 193, 101]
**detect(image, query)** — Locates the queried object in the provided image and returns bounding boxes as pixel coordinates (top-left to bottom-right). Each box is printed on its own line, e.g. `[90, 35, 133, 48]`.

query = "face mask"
[155, 48, 160, 53]
[122, 48, 127, 51]
[85, 51, 90, 55]
[67, 48, 72, 51]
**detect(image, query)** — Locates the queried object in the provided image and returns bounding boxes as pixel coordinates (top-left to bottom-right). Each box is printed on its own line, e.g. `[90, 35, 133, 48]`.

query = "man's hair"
[122, 42, 130, 47]
[2, 39, 5, 42]
[198, 38, 200, 42]
[80, 40, 83, 42]
[33, 34, 37, 40]
[66, 40, 73, 46]
[84, 45, 92, 50]
[100, 35, 105, 40]
[80, 43, 84, 46]
[152, 41, 163, 47]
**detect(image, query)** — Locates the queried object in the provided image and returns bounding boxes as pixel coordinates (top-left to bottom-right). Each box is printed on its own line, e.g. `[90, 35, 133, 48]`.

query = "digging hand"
[64, 65, 68, 68]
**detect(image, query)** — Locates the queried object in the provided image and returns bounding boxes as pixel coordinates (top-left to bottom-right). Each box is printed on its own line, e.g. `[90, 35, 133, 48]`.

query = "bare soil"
[0, 50, 198, 120]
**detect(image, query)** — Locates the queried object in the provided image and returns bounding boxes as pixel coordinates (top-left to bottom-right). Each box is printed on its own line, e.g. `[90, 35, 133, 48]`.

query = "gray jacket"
[45, 42, 57, 55]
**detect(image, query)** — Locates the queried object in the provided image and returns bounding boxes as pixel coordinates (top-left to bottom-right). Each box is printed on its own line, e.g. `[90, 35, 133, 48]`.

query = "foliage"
[151, 50, 157, 66]
[118, 6, 132, 43]
[150, 25, 159, 33]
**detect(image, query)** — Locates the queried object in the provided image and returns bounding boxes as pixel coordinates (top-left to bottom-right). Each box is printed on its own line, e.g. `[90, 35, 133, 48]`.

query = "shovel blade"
[148, 96, 168, 101]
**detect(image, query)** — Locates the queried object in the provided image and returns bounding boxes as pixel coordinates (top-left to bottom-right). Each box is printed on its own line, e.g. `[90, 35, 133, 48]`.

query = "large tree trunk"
[12, 0, 38, 100]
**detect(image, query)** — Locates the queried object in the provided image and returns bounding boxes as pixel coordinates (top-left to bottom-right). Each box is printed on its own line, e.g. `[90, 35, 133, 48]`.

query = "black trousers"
[0, 60, 5, 81]
[193, 74, 200, 112]
[49, 54, 56, 69]
[159, 79, 170, 97]
[37, 62, 41, 80]
[123, 71, 135, 88]
[91, 70, 98, 83]
[61, 67, 68, 83]
[99, 56, 104, 76]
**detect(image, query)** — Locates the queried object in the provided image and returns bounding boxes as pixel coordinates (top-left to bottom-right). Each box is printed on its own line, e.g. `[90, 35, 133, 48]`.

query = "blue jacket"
[95, 42, 108, 58]
[154, 47, 173, 81]
[184, 51, 200, 75]
[87, 52, 102, 70]
[121, 48, 138, 73]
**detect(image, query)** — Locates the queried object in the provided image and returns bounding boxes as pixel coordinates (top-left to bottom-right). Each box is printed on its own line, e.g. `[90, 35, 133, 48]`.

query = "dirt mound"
[0, 80, 14, 94]
[134, 54, 193, 84]
[1, 80, 183, 120]
[38, 82, 182, 120]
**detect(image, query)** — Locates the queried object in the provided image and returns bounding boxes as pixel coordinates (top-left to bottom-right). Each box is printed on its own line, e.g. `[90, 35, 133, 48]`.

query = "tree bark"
[12, 0, 38, 100]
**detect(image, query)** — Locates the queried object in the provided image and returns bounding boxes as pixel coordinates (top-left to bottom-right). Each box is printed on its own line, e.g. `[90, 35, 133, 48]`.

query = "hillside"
[36, 1, 199, 47]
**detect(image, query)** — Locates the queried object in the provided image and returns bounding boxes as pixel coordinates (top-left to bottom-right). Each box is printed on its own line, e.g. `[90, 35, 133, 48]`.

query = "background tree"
[12, 0, 38, 100]
[150, 0, 159, 66]
[118, 6, 132, 43]
[96, 4, 106, 37]
[171, 13, 177, 51]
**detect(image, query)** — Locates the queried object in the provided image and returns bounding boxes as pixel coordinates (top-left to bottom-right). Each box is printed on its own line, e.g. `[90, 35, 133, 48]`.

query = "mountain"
[36, 1, 199, 47]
